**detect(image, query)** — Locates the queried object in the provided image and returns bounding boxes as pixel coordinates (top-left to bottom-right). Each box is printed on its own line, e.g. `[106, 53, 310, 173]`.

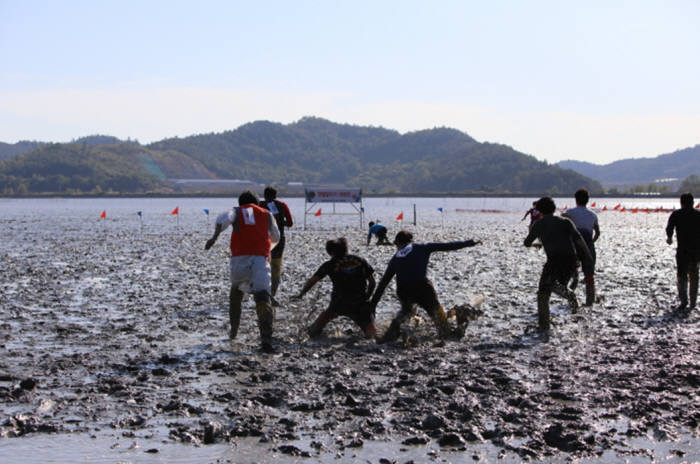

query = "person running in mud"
[524, 196, 592, 331]
[370, 230, 481, 343]
[666, 192, 700, 312]
[367, 221, 391, 246]
[259, 186, 293, 306]
[562, 188, 600, 306]
[521, 201, 543, 229]
[293, 237, 377, 338]
[205, 190, 280, 353]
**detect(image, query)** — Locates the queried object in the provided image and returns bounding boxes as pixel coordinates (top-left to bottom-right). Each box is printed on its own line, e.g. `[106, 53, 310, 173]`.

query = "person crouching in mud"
[367, 221, 392, 246]
[205, 190, 280, 353]
[370, 230, 481, 344]
[524, 196, 592, 331]
[293, 238, 377, 338]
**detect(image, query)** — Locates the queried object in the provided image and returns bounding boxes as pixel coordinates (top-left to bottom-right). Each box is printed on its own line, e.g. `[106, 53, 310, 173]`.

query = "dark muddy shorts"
[397, 279, 440, 313]
[327, 296, 374, 328]
[676, 248, 700, 276]
[539, 256, 577, 293]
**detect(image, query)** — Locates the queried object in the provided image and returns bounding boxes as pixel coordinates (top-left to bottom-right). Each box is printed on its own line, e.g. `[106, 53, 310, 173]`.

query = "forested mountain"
[0, 141, 45, 160]
[558, 145, 700, 187]
[0, 117, 601, 195]
[0, 143, 211, 195]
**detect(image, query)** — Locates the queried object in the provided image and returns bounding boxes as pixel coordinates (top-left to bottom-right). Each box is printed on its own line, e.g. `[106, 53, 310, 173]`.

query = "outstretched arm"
[425, 239, 481, 253]
[206, 209, 236, 250]
[294, 274, 322, 299]
[205, 224, 223, 250]
[366, 273, 376, 299]
[370, 264, 396, 308]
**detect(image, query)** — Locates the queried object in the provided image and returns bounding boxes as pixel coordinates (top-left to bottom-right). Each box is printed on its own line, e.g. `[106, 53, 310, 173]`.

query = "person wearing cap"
[666, 192, 700, 312]
[370, 230, 481, 343]
[524, 196, 592, 331]
[562, 188, 600, 306]
[293, 237, 377, 339]
[367, 221, 391, 246]
[258, 186, 293, 305]
[205, 190, 280, 353]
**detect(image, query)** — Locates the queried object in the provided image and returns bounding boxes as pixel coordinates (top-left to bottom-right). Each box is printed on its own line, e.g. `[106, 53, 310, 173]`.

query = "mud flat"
[0, 198, 698, 462]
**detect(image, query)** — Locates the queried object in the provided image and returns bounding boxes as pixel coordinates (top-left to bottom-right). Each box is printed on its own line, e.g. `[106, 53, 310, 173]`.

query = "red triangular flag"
[631, 207, 639, 213]
[314, 208, 322, 217]
[100, 210, 106, 219]
[602, 206, 608, 211]
[396, 212, 404, 221]
[591, 202, 596, 207]
[171, 206, 179, 215]
[613, 203, 621, 210]
[620, 207, 626, 212]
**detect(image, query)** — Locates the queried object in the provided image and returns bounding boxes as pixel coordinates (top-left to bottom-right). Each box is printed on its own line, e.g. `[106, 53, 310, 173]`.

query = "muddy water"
[1, 197, 698, 463]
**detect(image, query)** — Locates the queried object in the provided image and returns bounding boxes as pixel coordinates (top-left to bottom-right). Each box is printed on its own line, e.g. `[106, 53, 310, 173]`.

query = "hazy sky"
[1, 0, 699, 164]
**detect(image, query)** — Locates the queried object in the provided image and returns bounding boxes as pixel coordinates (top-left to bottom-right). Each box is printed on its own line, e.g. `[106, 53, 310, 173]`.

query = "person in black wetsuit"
[259, 186, 293, 305]
[370, 230, 481, 343]
[666, 192, 700, 312]
[293, 238, 377, 338]
[524, 196, 592, 331]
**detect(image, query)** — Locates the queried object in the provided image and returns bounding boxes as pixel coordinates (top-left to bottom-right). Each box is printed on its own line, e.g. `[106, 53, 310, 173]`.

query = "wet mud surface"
[1, 199, 698, 462]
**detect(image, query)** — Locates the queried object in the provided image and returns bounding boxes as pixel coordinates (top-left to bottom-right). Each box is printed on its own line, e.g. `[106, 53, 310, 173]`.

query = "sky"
[1, 0, 699, 165]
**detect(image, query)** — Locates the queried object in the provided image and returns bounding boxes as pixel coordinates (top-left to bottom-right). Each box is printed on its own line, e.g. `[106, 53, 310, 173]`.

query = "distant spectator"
[666, 192, 700, 312]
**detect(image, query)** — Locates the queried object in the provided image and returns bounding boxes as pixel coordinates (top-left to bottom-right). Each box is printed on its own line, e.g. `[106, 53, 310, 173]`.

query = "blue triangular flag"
[137, 211, 142, 217]
[437, 207, 443, 212]
[203, 209, 210, 215]
[360, 207, 365, 212]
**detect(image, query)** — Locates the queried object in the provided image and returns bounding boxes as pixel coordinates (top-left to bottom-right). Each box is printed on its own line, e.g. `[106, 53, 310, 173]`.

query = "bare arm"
[665, 213, 675, 245]
[366, 273, 376, 299]
[294, 274, 322, 298]
[205, 223, 223, 250]
[593, 223, 600, 242]
[370, 264, 396, 308]
[268, 212, 281, 248]
[283, 202, 293, 228]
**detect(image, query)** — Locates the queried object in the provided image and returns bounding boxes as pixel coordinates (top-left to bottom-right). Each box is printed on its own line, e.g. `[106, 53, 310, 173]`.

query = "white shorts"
[229, 255, 271, 295]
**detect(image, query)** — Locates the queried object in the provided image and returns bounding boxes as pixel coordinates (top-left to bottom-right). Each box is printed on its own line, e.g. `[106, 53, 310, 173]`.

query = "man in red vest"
[205, 191, 280, 352]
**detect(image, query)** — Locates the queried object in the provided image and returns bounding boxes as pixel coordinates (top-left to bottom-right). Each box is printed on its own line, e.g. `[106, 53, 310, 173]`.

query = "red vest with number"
[230, 204, 271, 258]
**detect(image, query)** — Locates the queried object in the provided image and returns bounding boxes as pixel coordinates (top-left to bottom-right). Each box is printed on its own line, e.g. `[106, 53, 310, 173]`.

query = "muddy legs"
[255, 300, 275, 352]
[428, 305, 451, 340]
[229, 288, 244, 339]
[584, 275, 595, 306]
[537, 291, 551, 331]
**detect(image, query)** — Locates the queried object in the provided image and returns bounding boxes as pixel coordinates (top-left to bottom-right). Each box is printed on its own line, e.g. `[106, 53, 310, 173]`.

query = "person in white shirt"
[562, 189, 600, 306]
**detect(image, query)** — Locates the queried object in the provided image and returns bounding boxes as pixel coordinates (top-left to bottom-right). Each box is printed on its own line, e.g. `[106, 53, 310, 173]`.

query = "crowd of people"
[205, 187, 699, 352]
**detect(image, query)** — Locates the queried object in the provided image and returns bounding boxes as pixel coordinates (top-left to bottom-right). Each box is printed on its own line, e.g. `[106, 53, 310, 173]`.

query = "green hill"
[0, 117, 602, 195]
[557, 145, 700, 189]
